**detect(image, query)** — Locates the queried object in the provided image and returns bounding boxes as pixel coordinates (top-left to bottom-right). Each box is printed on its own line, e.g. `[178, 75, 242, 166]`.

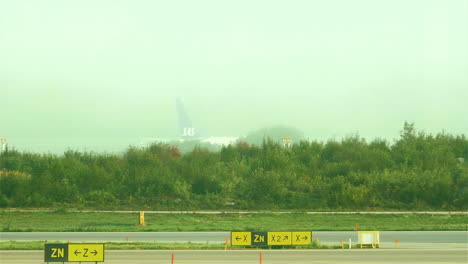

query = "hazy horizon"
[2, 0, 467, 154]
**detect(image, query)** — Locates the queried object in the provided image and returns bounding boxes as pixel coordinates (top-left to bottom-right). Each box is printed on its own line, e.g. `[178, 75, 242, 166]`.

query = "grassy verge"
[0, 241, 340, 250]
[1, 211, 467, 232]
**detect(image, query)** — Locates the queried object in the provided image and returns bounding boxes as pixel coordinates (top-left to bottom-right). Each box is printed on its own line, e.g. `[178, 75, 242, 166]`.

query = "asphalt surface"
[1, 249, 467, 264]
[1, 231, 467, 248]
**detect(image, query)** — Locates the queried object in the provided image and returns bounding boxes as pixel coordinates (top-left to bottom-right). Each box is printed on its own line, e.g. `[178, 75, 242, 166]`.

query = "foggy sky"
[2, 0, 467, 153]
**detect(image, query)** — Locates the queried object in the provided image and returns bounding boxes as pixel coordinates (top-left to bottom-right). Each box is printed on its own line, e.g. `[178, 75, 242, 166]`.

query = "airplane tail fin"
[176, 97, 198, 139]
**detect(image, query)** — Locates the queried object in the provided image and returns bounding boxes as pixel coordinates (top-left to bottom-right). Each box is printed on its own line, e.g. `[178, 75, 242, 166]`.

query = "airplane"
[0, 138, 7, 153]
[176, 97, 239, 145]
[140, 98, 239, 147]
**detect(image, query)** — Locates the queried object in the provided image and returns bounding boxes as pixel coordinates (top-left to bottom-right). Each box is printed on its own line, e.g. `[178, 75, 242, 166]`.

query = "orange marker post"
[172, 253, 175, 264]
[259, 252, 263, 264]
[355, 223, 359, 231]
[395, 238, 399, 248]
[340, 240, 344, 249]
[225, 237, 229, 250]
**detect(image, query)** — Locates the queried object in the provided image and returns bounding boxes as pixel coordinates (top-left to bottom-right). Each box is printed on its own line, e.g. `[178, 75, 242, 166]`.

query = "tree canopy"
[1, 123, 467, 210]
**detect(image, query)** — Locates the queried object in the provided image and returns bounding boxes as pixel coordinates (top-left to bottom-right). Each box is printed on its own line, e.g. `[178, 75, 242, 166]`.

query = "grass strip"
[1, 211, 467, 232]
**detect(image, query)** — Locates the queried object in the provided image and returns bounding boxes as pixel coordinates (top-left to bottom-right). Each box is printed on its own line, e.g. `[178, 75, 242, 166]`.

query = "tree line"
[1, 123, 467, 210]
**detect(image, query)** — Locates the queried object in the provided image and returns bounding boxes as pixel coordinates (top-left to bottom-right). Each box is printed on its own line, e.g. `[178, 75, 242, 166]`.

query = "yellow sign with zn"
[44, 243, 104, 262]
[231, 231, 311, 246]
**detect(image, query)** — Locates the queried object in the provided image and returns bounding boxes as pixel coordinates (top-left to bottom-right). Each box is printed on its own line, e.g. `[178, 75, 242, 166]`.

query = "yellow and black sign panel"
[230, 231, 312, 246]
[231, 232, 252, 246]
[44, 243, 104, 262]
[252, 232, 267, 245]
[292, 231, 312, 245]
[44, 244, 68, 262]
[68, 244, 104, 262]
[268, 232, 292, 245]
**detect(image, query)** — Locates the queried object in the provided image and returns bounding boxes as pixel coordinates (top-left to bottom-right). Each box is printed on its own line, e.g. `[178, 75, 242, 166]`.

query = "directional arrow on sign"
[236, 236, 241, 241]
[292, 232, 312, 245]
[68, 243, 104, 262]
